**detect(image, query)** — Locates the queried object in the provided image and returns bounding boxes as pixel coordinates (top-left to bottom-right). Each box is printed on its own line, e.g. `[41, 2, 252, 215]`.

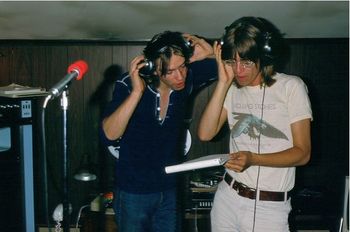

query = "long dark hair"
[143, 31, 193, 77]
[221, 17, 288, 87]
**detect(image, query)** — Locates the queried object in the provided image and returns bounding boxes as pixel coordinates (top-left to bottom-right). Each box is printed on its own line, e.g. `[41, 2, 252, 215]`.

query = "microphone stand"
[61, 90, 70, 232]
[43, 60, 88, 231]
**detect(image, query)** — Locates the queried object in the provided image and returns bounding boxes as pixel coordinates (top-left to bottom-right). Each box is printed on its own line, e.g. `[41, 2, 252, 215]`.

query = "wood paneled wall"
[284, 39, 349, 188]
[0, 38, 348, 226]
[0, 41, 147, 225]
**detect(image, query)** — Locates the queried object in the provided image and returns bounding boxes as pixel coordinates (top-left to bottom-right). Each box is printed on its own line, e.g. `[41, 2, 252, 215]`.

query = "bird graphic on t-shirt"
[231, 112, 288, 140]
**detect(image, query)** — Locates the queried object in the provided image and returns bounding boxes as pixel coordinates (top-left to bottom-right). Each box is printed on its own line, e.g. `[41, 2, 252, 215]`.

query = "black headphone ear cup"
[263, 32, 272, 53]
[183, 39, 194, 58]
[261, 32, 274, 65]
[139, 59, 157, 85]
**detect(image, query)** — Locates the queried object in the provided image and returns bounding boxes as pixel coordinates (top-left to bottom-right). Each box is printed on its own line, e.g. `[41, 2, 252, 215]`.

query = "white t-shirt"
[224, 73, 313, 191]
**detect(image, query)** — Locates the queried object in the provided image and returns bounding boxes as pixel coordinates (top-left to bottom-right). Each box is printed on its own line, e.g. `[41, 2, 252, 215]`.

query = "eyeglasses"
[224, 59, 255, 69]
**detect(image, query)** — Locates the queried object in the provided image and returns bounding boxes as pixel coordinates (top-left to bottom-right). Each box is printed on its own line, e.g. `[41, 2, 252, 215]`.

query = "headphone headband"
[143, 31, 193, 61]
[221, 17, 274, 65]
[139, 31, 193, 85]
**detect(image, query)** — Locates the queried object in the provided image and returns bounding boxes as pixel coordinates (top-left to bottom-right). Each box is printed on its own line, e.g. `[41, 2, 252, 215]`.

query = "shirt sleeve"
[99, 73, 131, 146]
[189, 58, 218, 90]
[287, 77, 313, 123]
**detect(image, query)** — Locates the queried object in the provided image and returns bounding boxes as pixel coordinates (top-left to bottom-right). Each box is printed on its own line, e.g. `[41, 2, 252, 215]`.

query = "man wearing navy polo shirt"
[100, 31, 217, 232]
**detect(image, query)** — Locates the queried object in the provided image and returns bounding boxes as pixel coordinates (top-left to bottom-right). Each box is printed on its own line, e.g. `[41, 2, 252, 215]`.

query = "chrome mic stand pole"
[61, 89, 70, 232]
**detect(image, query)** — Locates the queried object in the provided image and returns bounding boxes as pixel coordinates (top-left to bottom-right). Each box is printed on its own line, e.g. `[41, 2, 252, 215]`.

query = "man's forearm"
[102, 90, 143, 140]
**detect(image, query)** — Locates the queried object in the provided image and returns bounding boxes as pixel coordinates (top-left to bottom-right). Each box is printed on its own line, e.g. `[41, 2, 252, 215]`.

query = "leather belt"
[224, 173, 290, 202]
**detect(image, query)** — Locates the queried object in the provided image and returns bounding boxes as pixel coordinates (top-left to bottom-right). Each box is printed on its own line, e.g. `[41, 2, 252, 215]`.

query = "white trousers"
[210, 181, 291, 232]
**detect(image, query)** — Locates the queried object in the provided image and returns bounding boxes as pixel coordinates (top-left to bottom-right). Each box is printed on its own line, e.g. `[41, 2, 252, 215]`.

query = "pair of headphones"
[220, 17, 275, 66]
[139, 31, 193, 85]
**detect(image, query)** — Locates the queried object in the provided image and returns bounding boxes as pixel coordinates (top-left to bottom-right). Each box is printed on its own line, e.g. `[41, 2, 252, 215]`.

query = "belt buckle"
[239, 182, 254, 192]
[237, 182, 256, 199]
[237, 183, 245, 194]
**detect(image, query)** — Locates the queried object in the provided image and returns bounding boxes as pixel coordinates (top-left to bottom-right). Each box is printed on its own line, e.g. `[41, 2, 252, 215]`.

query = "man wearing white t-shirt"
[198, 17, 312, 232]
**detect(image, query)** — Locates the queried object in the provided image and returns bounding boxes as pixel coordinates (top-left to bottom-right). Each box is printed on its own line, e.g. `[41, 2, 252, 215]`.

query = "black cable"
[41, 96, 51, 231]
[252, 84, 266, 232]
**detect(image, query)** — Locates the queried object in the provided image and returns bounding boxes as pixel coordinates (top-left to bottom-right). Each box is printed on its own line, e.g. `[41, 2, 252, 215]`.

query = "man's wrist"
[251, 152, 260, 166]
[130, 89, 144, 99]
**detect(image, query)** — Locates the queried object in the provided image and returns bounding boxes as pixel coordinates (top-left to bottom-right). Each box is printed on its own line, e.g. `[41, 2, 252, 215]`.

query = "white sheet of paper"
[165, 153, 229, 174]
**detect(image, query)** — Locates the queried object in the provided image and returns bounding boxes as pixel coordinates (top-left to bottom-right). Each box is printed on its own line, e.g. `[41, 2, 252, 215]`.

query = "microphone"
[48, 60, 88, 98]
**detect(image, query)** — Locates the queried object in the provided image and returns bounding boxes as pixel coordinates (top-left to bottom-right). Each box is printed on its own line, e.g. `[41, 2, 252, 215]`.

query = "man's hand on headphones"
[183, 33, 214, 63]
[214, 40, 234, 86]
[129, 55, 146, 94]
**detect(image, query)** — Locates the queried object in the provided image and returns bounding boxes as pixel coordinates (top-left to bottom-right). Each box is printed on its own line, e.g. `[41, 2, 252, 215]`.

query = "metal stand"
[61, 90, 70, 232]
[20, 124, 35, 232]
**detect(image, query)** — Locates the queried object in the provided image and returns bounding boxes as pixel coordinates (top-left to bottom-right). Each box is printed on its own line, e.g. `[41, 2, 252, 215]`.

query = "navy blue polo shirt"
[100, 58, 217, 193]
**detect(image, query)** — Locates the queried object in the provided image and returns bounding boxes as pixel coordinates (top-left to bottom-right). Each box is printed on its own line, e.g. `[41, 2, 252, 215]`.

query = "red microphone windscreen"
[67, 60, 89, 80]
